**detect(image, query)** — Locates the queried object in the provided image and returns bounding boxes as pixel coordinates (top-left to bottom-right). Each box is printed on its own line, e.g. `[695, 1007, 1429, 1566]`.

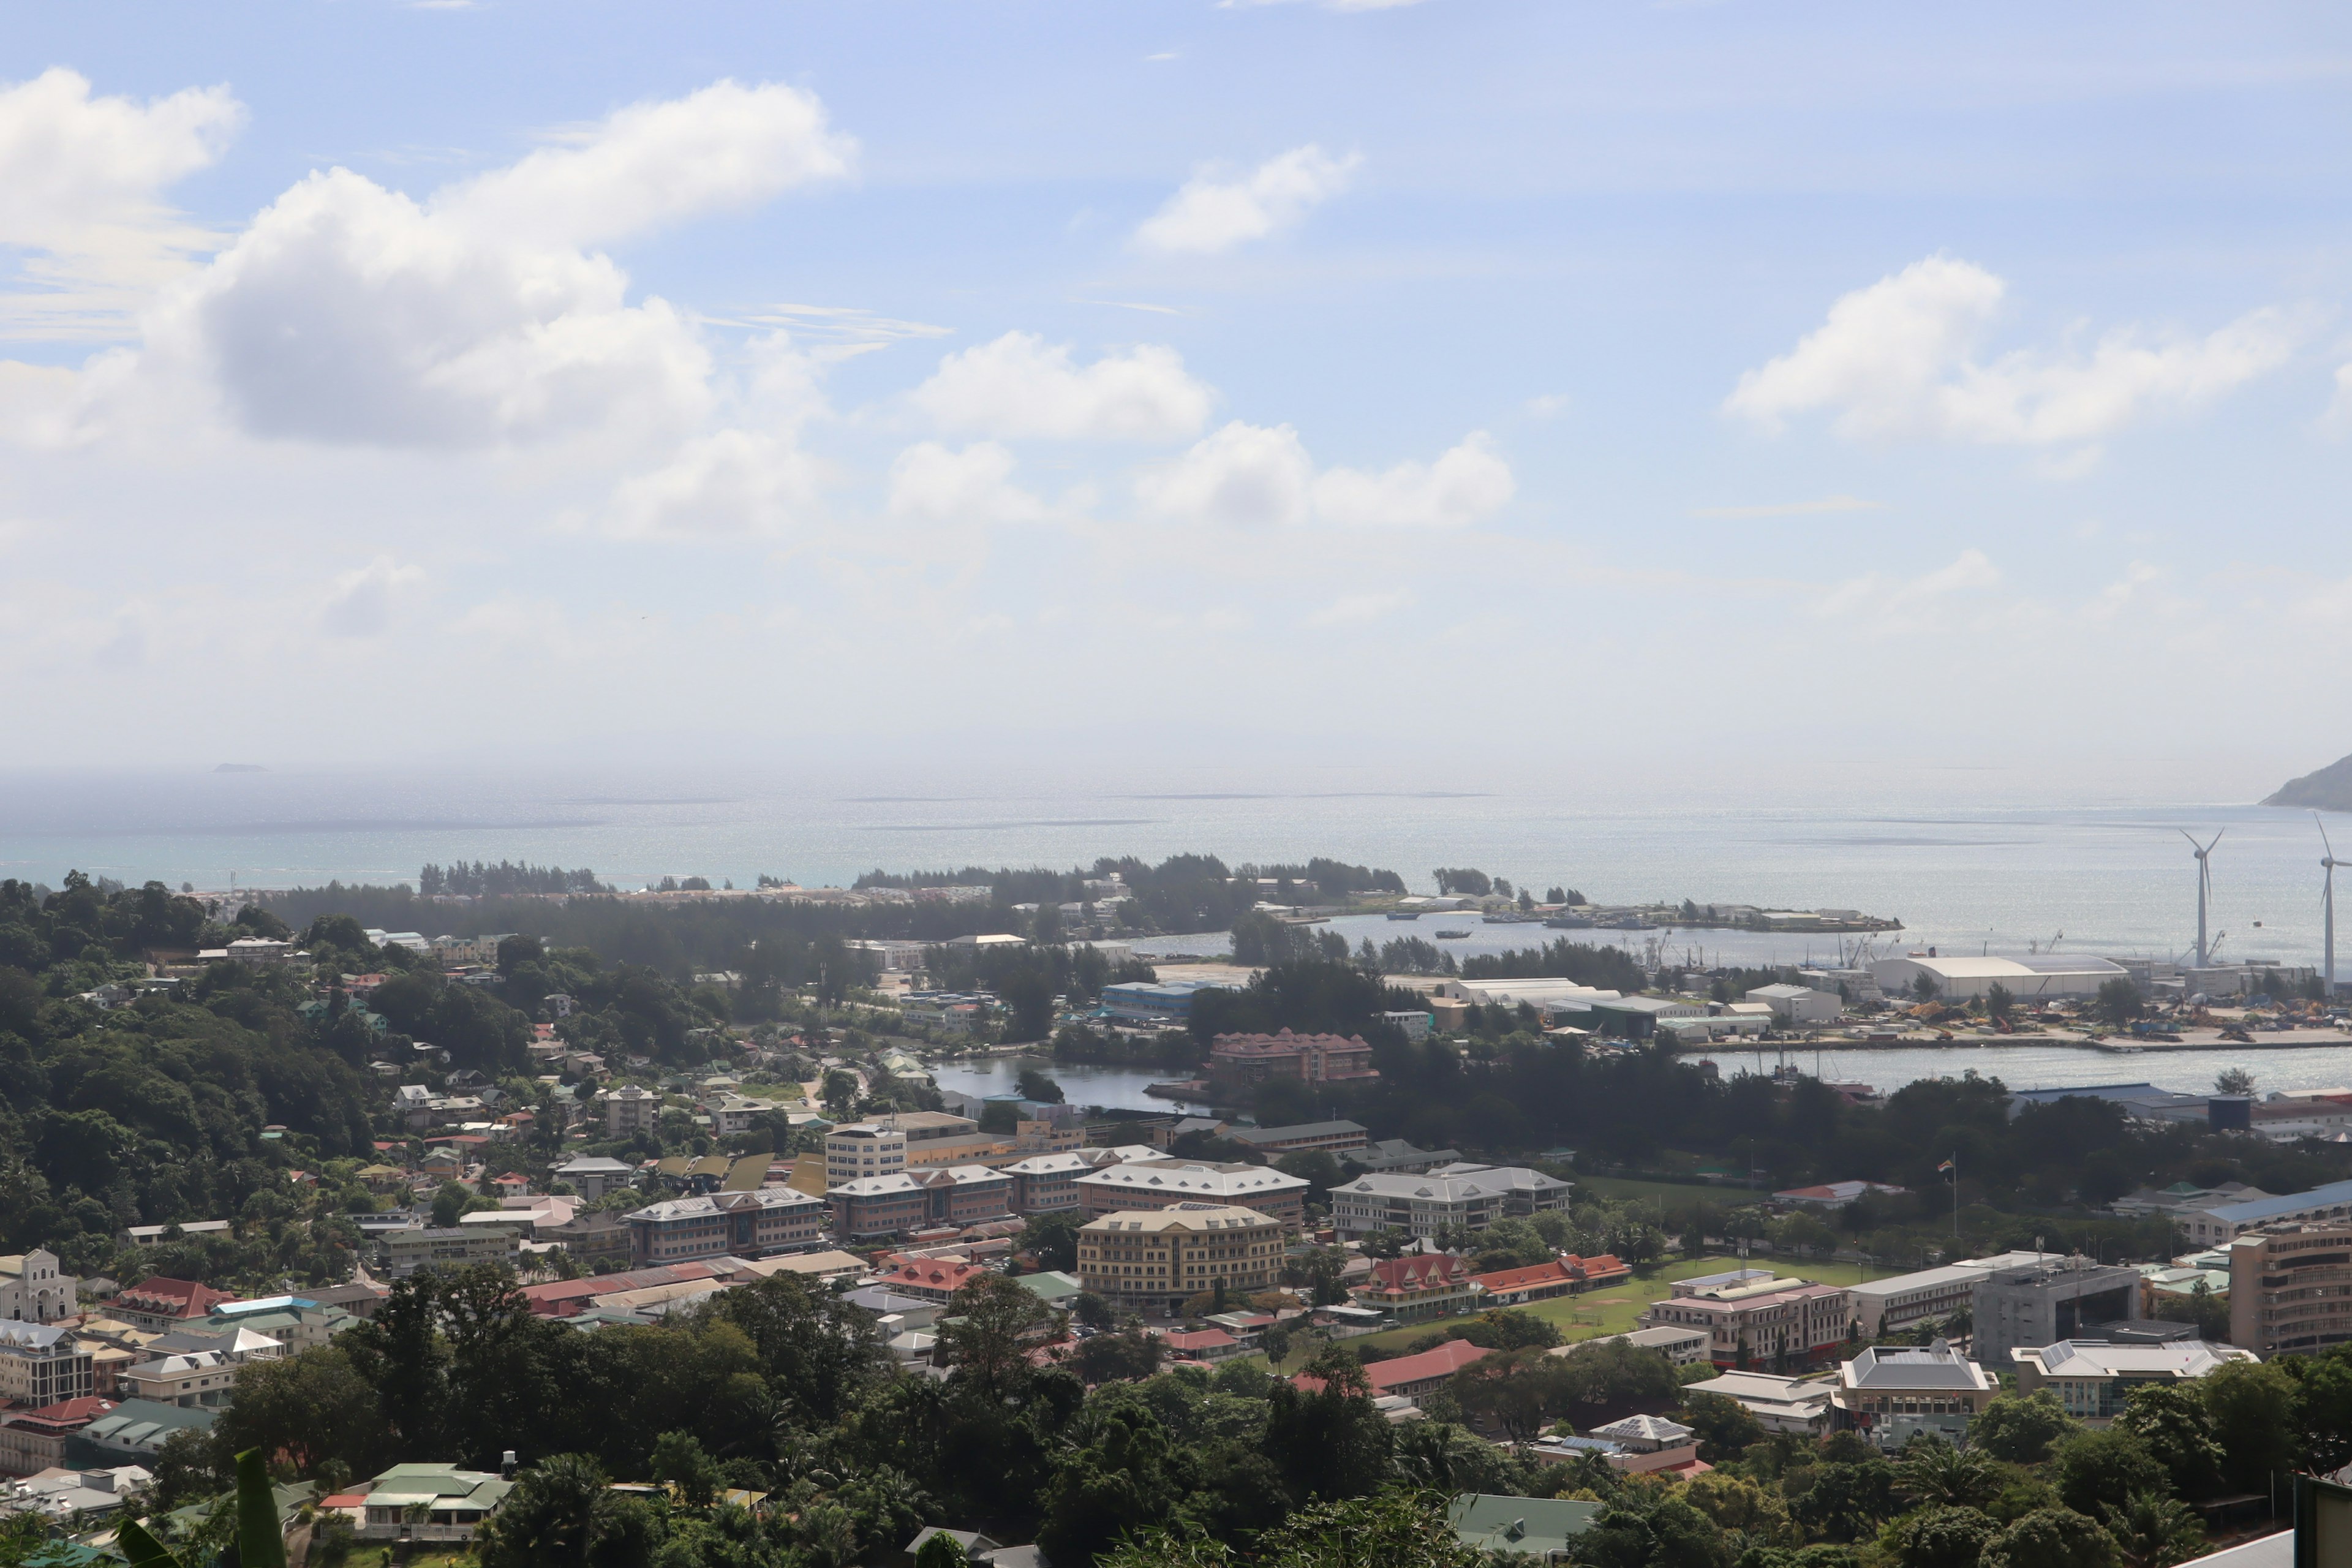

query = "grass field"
[1259, 1253, 1881, 1374]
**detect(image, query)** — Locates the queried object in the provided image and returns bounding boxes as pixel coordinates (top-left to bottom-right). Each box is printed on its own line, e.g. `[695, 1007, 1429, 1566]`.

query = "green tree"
[2214, 1067, 2255, 1096]
[1985, 983, 2015, 1027]
[2114, 1384, 2222, 1501]
[649, 1430, 722, 1507]
[476, 1453, 625, 1568]
[1097, 1487, 1481, 1568]
[1979, 1509, 2116, 1568]
[1888, 1504, 1999, 1568]
[1795, 1455, 1899, 1544]
[913, 1534, 971, 1568]
[1579, 1481, 1729, 1568]
[212, 1346, 387, 1480]
[2049, 1428, 2167, 1520]
[2096, 979, 2141, 1026]
[934, 1273, 1049, 1395]
[2198, 1360, 2301, 1494]
[1019, 1210, 1085, 1272]
[1898, 1437, 2003, 1510]
[1969, 1392, 2077, 1464]
[2100, 1493, 2203, 1568]
[1678, 1389, 1765, 1463]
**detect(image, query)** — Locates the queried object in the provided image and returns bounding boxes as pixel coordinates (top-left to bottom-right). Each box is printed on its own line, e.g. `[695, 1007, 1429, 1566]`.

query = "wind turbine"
[2320, 814, 2341, 999]
[2182, 829, 2223, 969]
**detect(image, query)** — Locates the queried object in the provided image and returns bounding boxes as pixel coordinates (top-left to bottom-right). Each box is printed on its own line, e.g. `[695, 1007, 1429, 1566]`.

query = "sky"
[6, 2, 2352, 797]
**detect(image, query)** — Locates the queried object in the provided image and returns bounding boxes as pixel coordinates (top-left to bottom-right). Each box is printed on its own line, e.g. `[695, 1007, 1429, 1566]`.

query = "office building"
[2228, 1224, 2352, 1355]
[2011, 1339, 2258, 1422]
[1971, 1257, 2141, 1366]
[1330, 1163, 1571, 1240]
[1831, 1341, 1997, 1450]
[624, 1188, 829, 1265]
[1076, 1204, 1283, 1318]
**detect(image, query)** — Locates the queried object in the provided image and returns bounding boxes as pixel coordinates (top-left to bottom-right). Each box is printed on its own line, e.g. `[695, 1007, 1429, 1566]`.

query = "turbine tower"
[2182, 829, 2223, 969]
[2320, 814, 2341, 999]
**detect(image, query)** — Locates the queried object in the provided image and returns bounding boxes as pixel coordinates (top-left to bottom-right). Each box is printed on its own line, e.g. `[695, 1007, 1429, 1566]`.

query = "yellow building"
[1076, 1203, 1282, 1318]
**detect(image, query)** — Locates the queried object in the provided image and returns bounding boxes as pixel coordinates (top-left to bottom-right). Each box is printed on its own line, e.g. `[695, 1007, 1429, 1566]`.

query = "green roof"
[1449, 1494, 1602, 1558]
[1014, 1271, 1086, 1303]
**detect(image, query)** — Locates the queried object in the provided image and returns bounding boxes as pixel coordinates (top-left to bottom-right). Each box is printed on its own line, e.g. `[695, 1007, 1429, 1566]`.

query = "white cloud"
[1134, 144, 1359, 255]
[319, 556, 425, 637]
[606, 428, 825, 540]
[1687, 495, 1882, 519]
[1727, 255, 2299, 446]
[49, 80, 851, 451]
[1137, 422, 1511, 529]
[1308, 590, 1410, 627]
[1221, 0, 1430, 10]
[434, 80, 854, 248]
[885, 442, 1047, 524]
[1817, 548, 2000, 623]
[0, 68, 245, 341]
[1313, 432, 1513, 529]
[1136, 421, 1315, 527]
[911, 331, 1214, 441]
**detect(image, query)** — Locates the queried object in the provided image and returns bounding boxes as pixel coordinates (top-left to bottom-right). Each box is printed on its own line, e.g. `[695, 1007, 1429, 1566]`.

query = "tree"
[1969, 1391, 2077, 1464]
[1793, 1455, 1899, 1543]
[649, 1430, 723, 1507]
[476, 1453, 624, 1568]
[212, 1346, 387, 1479]
[1683, 1472, 1798, 1547]
[914, 1535, 971, 1568]
[1070, 1329, 1165, 1384]
[934, 1274, 1049, 1395]
[1985, 982, 2015, 1026]
[1768, 1212, 1838, 1261]
[2214, 1067, 2255, 1096]
[2097, 979, 2142, 1026]
[2197, 1360, 2301, 1494]
[2049, 1428, 2167, 1520]
[1449, 1348, 1564, 1442]
[1098, 1487, 1481, 1568]
[1019, 1211, 1084, 1272]
[1578, 1482, 1729, 1568]
[119, 1449, 287, 1568]
[1897, 1436, 2003, 1510]
[1678, 1389, 1765, 1462]
[1071, 1291, 1116, 1331]
[1913, 973, 1940, 1003]
[1889, 1505, 1999, 1568]
[2285, 1347, 2352, 1476]
[1016, 1066, 1065, 1103]
[1980, 1509, 2116, 1568]
[2101, 1493, 2204, 1568]
[2114, 1384, 2222, 1501]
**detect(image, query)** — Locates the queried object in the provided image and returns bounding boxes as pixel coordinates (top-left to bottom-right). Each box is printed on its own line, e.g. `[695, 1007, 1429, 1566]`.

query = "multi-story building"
[121, 1335, 284, 1409]
[377, 1226, 521, 1279]
[2228, 1223, 2352, 1354]
[828, 1166, 1018, 1241]
[541, 1208, 633, 1266]
[1971, 1257, 2141, 1366]
[825, 1112, 995, 1185]
[1076, 1204, 1283, 1318]
[624, 1188, 829, 1265]
[2011, 1339, 2260, 1422]
[0, 1323, 94, 1408]
[550, 1155, 638, 1201]
[1072, 1161, 1309, 1230]
[1349, 1254, 1483, 1322]
[0, 1396, 115, 1477]
[203, 1298, 352, 1354]
[1562, 1325, 1713, 1366]
[2176, 1178, 2352, 1248]
[1207, 1029, 1380, 1089]
[603, 1085, 662, 1137]
[1642, 1272, 1851, 1369]
[1099, 979, 1236, 1026]
[1225, 1121, 1370, 1158]
[1830, 1342, 1999, 1449]
[0, 1251, 77, 1324]
[1329, 1163, 1572, 1240]
[705, 1096, 784, 1137]
[108, 1278, 233, 1333]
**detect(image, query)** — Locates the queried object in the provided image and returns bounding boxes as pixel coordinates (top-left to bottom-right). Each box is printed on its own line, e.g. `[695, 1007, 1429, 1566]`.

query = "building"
[122, 1337, 282, 1409]
[2228, 1224, 2352, 1354]
[1099, 979, 1236, 1025]
[1558, 1325, 1712, 1366]
[1831, 1341, 1998, 1449]
[1471, 1254, 1630, 1306]
[1349, 1139, 1463, 1174]
[1587, 1415, 1703, 1474]
[1845, 1254, 2054, 1338]
[110, 1278, 233, 1332]
[1206, 1029, 1381, 1088]
[1351, 1254, 1484, 1323]
[1682, 1370, 1834, 1435]
[1744, 984, 1841, 1026]
[1642, 1272, 1851, 1368]
[824, 1112, 991, 1185]
[1329, 1163, 1570, 1240]
[0, 1322, 94, 1408]
[0, 1251, 77, 1324]
[2011, 1339, 2260, 1422]
[1447, 1495, 1601, 1564]
[1972, 1257, 2141, 1366]
[356, 1463, 516, 1543]
[203, 1298, 351, 1354]
[1772, 1180, 1906, 1209]
[871, 1257, 987, 1303]
[2, 1463, 154, 1523]
[1224, 1120, 1370, 1158]
[827, 1166, 1017, 1241]
[541, 1209, 633, 1266]
[1073, 1161, 1309, 1229]
[551, 1156, 638, 1202]
[603, 1085, 662, 1137]
[1353, 1338, 1491, 1398]
[624, 1188, 829, 1265]
[377, 1226, 522, 1278]
[0, 1396, 116, 1477]
[67, 1399, 213, 1468]
[1871, 953, 2129, 1001]
[1076, 1204, 1283, 1317]
[1000, 1148, 1166, 1216]
[2180, 1180, 2352, 1248]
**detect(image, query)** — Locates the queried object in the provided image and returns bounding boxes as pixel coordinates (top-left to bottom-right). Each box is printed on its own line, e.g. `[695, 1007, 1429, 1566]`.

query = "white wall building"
[1871, 954, 2127, 1002]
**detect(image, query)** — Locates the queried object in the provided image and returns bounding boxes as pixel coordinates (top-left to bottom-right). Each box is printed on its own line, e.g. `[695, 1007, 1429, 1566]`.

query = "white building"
[1870, 954, 2127, 1002]
[2011, 1339, 2258, 1424]
[0, 1251, 77, 1324]
[1329, 1163, 1571, 1240]
[1681, 1370, 1833, 1434]
[603, 1085, 661, 1137]
[827, 1122, 910, 1185]
[1744, 985, 1841, 1027]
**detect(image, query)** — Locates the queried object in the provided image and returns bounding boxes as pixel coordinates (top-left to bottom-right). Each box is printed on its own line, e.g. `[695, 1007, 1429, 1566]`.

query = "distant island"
[212, 763, 266, 772]
[2264, 752, 2352, 810]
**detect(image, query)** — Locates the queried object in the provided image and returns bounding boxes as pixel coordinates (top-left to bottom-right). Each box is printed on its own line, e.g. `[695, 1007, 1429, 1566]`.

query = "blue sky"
[4, 2, 2351, 794]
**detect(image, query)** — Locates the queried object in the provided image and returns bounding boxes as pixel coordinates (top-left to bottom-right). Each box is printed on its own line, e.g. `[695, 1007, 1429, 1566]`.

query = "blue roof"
[2206, 1178, 2352, 1226]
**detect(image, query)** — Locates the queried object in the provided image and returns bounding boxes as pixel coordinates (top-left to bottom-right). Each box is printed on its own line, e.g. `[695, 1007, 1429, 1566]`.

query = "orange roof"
[1567, 1253, 1630, 1277]
[1364, 1338, 1491, 1392]
[1365, 1254, 1472, 1291]
[1469, 1259, 1575, 1292]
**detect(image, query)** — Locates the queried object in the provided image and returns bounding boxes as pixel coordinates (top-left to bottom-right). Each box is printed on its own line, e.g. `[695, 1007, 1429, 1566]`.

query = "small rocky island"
[2264, 752, 2352, 810]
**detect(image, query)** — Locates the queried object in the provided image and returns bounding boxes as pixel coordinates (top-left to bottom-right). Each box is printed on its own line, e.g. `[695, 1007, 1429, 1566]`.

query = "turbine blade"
[2321, 812, 2337, 861]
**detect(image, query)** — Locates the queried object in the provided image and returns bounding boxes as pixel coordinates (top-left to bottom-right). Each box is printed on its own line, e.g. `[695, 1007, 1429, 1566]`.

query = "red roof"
[1567, 1253, 1630, 1279]
[1469, 1259, 1575, 1293]
[1, 1397, 116, 1433]
[1159, 1328, 1237, 1351]
[118, 1277, 233, 1317]
[876, 1259, 985, 1294]
[1364, 1254, 1472, 1292]
[519, 1262, 729, 1316]
[1365, 1339, 1491, 1392]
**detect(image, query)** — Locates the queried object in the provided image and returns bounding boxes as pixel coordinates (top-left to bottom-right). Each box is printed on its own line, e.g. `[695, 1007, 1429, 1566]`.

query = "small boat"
[1386, 911, 1422, 922]
[1434, 929, 1471, 940]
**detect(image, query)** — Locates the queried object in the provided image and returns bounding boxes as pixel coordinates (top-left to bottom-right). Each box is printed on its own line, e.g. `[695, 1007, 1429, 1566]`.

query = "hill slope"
[2264, 753, 2352, 810]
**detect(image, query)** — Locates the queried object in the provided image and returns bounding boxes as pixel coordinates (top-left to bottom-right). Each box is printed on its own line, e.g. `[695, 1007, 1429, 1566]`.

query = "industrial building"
[1870, 953, 2128, 1001]
[1970, 1256, 2141, 1366]
[1744, 984, 1842, 1026]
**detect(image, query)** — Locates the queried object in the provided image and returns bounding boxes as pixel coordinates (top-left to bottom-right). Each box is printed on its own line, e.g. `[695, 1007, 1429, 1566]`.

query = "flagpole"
[1950, 1152, 1958, 1240]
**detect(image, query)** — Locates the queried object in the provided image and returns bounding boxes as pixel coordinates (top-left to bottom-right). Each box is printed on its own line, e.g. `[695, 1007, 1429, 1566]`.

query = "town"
[2, 861, 2350, 1568]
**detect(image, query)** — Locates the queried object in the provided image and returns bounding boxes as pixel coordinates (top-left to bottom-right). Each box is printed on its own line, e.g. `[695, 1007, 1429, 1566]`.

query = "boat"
[1386, 911, 1422, 922]
[1545, 914, 1595, 929]
[1434, 929, 1471, 940]
[1482, 913, 1542, 924]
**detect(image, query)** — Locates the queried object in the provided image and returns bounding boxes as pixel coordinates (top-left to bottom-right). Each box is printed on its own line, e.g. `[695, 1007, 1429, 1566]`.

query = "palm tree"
[1896, 1436, 2002, 1509]
[2103, 1490, 2206, 1568]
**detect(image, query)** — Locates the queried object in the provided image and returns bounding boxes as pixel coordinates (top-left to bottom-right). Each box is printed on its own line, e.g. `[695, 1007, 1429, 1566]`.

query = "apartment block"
[1076, 1204, 1282, 1318]
[2229, 1224, 2352, 1355]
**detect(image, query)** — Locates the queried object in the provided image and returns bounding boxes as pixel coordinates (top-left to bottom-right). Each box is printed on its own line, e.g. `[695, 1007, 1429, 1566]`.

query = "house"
[1470, 1260, 1581, 1306]
[1587, 1414, 1703, 1474]
[1155, 1327, 1243, 1362]
[1350, 1254, 1483, 1323]
[1447, 1494, 1601, 1564]
[1772, 1180, 1907, 1209]
[1224, 1121, 1370, 1158]
[1831, 1341, 1999, 1449]
[1682, 1370, 1834, 1435]
[829, 1167, 1018, 1241]
[0, 1251, 78, 1325]
[1303, 1338, 1490, 1399]
[2010, 1339, 2260, 1423]
[1206, 1029, 1379, 1088]
[901, 1526, 1049, 1568]
[1329, 1163, 1570, 1240]
[0, 1323, 94, 1408]
[872, 1257, 988, 1304]
[110, 1278, 233, 1332]
[624, 1188, 829, 1265]
[356, 1463, 515, 1542]
[1553, 1325, 1711, 1366]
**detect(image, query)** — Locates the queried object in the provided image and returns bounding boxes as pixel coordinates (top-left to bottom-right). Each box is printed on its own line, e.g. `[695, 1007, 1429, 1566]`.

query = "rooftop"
[1840, 1342, 1993, 1392]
